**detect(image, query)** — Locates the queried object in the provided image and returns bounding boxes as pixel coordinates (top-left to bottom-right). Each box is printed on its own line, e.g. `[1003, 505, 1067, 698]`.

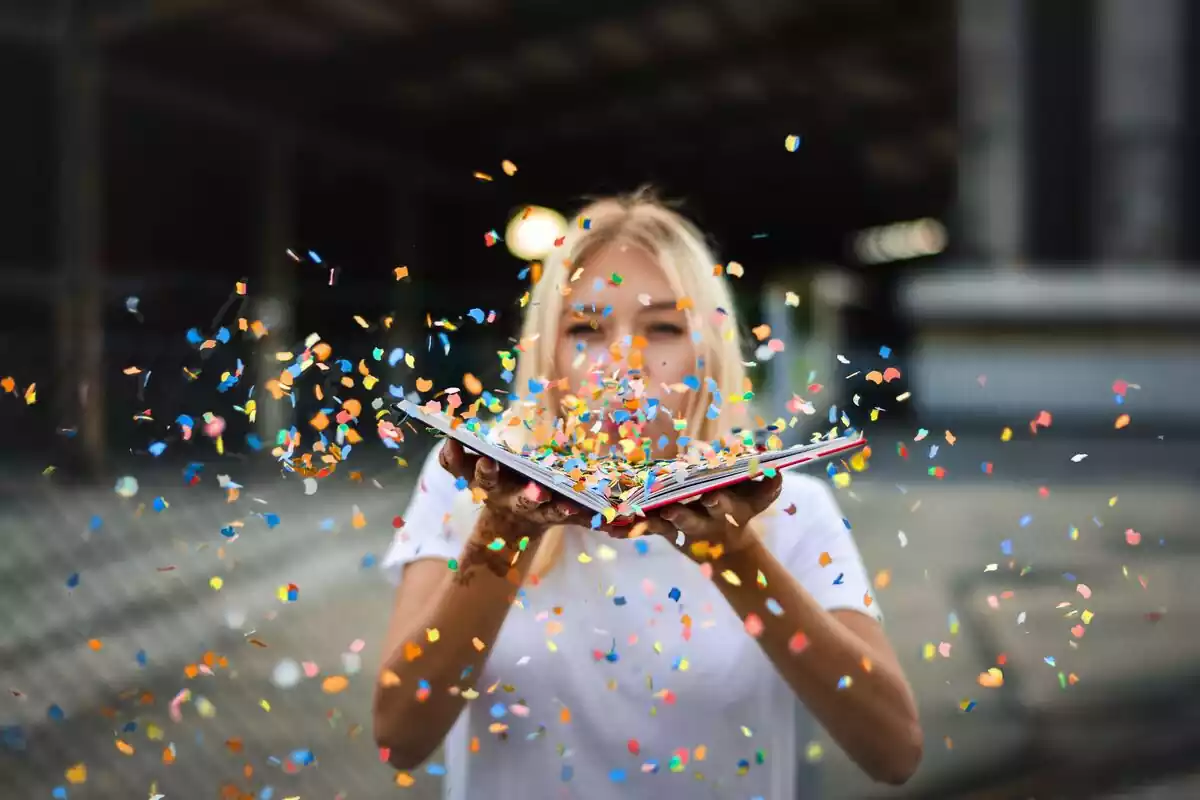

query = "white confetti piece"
[897, 531, 908, 548]
[1070, 453, 1088, 462]
[271, 659, 302, 689]
[303, 477, 318, 495]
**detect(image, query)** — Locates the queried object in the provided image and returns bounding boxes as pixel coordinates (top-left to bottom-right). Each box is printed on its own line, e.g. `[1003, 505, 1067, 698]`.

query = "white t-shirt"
[382, 445, 881, 800]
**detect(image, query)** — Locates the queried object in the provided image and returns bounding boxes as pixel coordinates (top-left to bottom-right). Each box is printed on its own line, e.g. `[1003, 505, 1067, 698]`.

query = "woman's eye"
[645, 322, 685, 337]
[566, 323, 600, 337]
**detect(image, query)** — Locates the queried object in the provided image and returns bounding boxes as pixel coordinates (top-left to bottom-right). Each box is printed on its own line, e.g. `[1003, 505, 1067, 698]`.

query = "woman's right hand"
[437, 439, 590, 535]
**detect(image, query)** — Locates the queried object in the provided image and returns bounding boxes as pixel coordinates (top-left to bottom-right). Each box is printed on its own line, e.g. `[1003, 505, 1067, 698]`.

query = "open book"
[398, 399, 867, 523]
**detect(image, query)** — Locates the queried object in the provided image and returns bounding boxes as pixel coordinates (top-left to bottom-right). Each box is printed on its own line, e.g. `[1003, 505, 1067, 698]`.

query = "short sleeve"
[770, 474, 883, 622]
[380, 444, 466, 586]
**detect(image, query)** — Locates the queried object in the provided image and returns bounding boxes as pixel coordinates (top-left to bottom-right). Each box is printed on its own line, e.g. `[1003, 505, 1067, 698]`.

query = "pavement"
[1, 431, 1197, 799]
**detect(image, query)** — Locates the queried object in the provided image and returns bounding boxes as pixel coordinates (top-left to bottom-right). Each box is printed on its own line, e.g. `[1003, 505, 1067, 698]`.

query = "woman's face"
[552, 243, 696, 454]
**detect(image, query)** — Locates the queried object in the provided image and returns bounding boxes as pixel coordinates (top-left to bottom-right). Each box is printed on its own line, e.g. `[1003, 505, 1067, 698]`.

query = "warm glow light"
[854, 218, 947, 264]
[505, 206, 568, 261]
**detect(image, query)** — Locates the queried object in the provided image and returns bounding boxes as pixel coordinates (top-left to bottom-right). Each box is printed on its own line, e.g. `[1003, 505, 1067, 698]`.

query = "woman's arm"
[373, 508, 543, 769]
[711, 538, 922, 785]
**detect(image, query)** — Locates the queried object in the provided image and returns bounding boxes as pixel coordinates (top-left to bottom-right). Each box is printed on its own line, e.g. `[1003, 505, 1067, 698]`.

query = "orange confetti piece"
[415, 378, 433, 393]
[65, 763, 87, 783]
[817, 552, 832, 567]
[321, 675, 350, 694]
[0, 376, 14, 393]
[395, 772, 415, 787]
[1115, 414, 1130, 429]
[751, 324, 771, 341]
[87, 638, 103, 651]
[560, 707, 571, 723]
[403, 641, 422, 662]
[874, 569, 891, 589]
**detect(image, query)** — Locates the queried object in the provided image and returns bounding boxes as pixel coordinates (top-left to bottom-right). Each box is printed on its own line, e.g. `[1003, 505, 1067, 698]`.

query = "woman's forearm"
[374, 511, 542, 767]
[711, 539, 922, 784]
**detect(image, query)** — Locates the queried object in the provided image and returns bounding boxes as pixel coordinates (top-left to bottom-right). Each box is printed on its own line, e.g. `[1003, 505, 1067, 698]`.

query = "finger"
[699, 491, 747, 526]
[507, 481, 552, 516]
[658, 503, 713, 535]
[474, 457, 501, 491]
[745, 475, 784, 513]
[532, 500, 588, 526]
[438, 440, 478, 479]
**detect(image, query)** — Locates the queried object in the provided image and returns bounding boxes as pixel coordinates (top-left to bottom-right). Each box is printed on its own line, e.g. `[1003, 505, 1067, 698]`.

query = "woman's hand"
[437, 439, 590, 536]
[641, 474, 783, 559]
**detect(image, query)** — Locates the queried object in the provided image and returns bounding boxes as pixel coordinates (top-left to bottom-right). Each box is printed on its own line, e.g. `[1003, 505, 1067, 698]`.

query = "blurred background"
[2, 0, 1199, 797]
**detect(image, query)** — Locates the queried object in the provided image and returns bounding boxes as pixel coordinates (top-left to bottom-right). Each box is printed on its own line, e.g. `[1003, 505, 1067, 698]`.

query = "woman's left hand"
[640, 474, 783, 559]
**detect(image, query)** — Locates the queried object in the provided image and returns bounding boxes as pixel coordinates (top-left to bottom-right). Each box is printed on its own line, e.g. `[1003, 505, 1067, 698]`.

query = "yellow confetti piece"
[65, 763, 87, 783]
[473, 171, 494, 182]
[471, 637, 486, 652]
[805, 741, 823, 761]
[501, 159, 518, 176]
[785, 291, 801, 307]
[395, 771, 415, 787]
[1001, 426, 1013, 441]
[24, 383, 36, 404]
[426, 627, 440, 643]
[209, 576, 223, 591]
[146, 723, 163, 741]
[259, 699, 271, 712]
[720, 569, 742, 586]
[353, 315, 370, 329]
[577, 552, 592, 564]
[726, 261, 745, 278]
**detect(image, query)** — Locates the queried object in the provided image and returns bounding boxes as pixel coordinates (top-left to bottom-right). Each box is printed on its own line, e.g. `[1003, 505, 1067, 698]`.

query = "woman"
[374, 191, 921, 799]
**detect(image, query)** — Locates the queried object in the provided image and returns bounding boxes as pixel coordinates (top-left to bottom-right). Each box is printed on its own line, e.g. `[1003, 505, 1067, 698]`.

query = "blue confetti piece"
[1001, 539, 1013, 556]
[668, 587, 681, 601]
[388, 348, 405, 366]
[152, 497, 167, 513]
[261, 512, 280, 528]
[879, 345, 892, 359]
[467, 308, 485, 324]
[361, 554, 376, 568]
[828, 405, 838, 423]
[1115, 394, 1124, 405]
[609, 769, 626, 782]
[1019, 515, 1033, 527]
[613, 596, 627, 606]
[489, 703, 507, 719]
[683, 375, 701, 391]
[52, 788, 67, 800]
[47, 704, 64, 721]
[833, 573, 845, 585]
[605, 650, 619, 663]
[706, 404, 720, 419]
[259, 788, 274, 800]
[591, 513, 603, 529]
[528, 379, 546, 395]
[438, 332, 450, 354]
[66, 572, 79, 589]
[320, 518, 336, 531]
[426, 764, 447, 776]
[89, 515, 102, 531]
[148, 441, 167, 457]
[215, 327, 231, 344]
[307, 250, 322, 263]
[842, 518, 852, 530]
[136, 649, 147, 667]
[176, 414, 194, 429]
[185, 328, 204, 345]
[122, 721, 137, 733]
[454, 477, 469, 491]
[765, 597, 784, 615]
[634, 540, 649, 555]
[245, 434, 262, 451]
[561, 765, 574, 782]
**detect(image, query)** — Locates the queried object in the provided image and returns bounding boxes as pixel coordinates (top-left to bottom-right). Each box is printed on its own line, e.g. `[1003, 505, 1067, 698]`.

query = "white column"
[56, 0, 105, 475]
[255, 136, 296, 442]
[957, 0, 1026, 264]
[1093, 0, 1183, 262]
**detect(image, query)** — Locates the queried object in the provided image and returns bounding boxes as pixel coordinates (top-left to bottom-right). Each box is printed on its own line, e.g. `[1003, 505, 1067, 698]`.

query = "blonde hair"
[468, 188, 756, 576]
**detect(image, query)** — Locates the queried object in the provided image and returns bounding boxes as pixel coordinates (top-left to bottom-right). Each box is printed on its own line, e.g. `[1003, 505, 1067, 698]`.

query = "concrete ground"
[1, 433, 1197, 799]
